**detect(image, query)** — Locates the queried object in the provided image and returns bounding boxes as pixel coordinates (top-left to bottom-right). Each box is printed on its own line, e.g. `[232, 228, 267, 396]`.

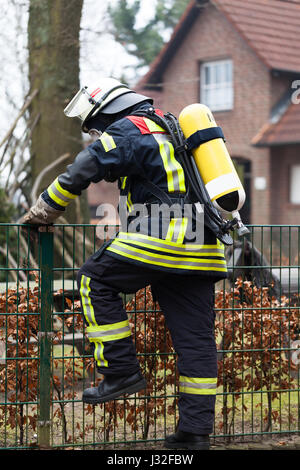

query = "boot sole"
[82, 378, 146, 405]
[164, 441, 210, 450]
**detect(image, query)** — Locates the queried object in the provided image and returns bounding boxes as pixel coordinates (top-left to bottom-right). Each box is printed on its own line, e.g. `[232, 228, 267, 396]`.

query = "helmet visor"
[64, 87, 94, 120]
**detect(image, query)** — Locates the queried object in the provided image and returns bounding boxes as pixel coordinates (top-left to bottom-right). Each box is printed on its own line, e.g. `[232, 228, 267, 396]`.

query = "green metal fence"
[0, 223, 300, 449]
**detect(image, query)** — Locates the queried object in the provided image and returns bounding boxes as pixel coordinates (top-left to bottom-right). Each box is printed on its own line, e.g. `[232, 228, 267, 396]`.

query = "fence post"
[38, 227, 54, 449]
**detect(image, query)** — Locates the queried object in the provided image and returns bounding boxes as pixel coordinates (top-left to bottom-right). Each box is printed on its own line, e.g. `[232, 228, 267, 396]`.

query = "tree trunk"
[28, 0, 89, 223]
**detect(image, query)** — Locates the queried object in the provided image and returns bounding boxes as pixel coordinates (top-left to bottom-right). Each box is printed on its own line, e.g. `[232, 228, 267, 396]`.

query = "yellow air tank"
[179, 103, 247, 234]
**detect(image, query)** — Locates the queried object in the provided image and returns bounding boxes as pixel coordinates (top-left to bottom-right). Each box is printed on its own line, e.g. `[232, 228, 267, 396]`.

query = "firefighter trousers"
[77, 252, 218, 435]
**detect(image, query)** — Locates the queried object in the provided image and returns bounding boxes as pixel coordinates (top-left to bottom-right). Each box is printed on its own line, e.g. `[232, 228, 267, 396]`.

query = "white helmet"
[64, 77, 152, 132]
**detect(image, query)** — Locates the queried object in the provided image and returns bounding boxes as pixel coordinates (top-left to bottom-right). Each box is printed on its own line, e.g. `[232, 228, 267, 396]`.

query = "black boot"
[82, 370, 146, 405]
[164, 430, 210, 450]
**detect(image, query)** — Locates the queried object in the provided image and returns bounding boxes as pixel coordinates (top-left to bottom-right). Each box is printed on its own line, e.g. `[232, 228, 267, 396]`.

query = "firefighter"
[23, 78, 227, 450]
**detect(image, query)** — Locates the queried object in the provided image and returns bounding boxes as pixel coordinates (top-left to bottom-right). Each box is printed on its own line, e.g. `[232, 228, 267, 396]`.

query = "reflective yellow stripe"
[80, 275, 109, 367]
[179, 387, 216, 395]
[216, 238, 225, 250]
[47, 187, 68, 207]
[166, 218, 188, 244]
[168, 140, 186, 192]
[47, 178, 78, 207]
[115, 232, 225, 256]
[107, 241, 227, 271]
[87, 320, 131, 342]
[100, 132, 116, 152]
[165, 218, 176, 242]
[80, 275, 96, 326]
[158, 138, 174, 192]
[177, 218, 188, 244]
[120, 176, 133, 212]
[179, 376, 217, 395]
[120, 176, 127, 190]
[153, 134, 186, 193]
[144, 118, 166, 133]
[127, 190, 133, 212]
[53, 178, 77, 199]
[93, 342, 108, 367]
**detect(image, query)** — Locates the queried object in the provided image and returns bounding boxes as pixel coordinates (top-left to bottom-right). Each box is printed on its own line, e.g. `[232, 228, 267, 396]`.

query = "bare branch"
[30, 152, 70, 204]
[0, 88, 38, 150]
[7, 113, 41, 198]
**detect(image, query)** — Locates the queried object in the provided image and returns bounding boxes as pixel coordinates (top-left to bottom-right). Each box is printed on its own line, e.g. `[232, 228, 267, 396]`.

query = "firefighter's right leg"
[77, 252, 163, 404]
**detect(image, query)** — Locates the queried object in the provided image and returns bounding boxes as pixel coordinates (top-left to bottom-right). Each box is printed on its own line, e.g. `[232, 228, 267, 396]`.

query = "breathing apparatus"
[131, 104, 249, 246]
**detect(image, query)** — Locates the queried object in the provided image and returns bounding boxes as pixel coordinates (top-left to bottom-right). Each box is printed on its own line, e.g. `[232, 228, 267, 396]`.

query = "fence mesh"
[0, 223, 299, 449]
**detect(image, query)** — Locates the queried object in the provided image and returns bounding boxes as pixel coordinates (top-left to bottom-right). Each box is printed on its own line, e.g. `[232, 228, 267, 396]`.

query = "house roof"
[137, 0, 200, 89]
[138, 0, 300, 89]
[252, 100, 300, 146]
[213, 0, 300, 74]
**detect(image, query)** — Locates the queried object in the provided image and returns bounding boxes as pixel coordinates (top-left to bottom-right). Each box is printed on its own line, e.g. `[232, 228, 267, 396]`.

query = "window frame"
[289, 164, 300, 205]
[200, 59, 234, 112]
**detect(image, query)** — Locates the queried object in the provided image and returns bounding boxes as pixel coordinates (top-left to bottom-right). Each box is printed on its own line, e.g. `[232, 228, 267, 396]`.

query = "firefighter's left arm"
[22, 125, 138, 225]
[22, 147, 103, 225]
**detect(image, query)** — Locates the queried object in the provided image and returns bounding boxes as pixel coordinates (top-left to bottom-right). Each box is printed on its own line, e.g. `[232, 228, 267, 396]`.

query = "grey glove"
[22, 195, 63, 225]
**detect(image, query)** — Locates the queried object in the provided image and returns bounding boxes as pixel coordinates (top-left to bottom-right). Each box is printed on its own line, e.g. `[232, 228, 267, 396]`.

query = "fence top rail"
[1, 223, 300, 228]
[0, 223, 119, 227]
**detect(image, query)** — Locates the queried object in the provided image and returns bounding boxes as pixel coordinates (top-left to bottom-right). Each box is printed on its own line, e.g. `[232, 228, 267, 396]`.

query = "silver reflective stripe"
[100, 132, 116, 152]
[88, 325, 131, 341]
[49, 184, 72, 203]
[172, 218, 186, 243]
[179, 381, 216, 389]
[117, 233, 224, 255]
[80, 275, 96, 326]
[94, 344, 107, 367]
[107, 241, 227, 270]
[179, 377, 217, 395]
[153, 134, 185, 193]
[166, 218, 185, 243]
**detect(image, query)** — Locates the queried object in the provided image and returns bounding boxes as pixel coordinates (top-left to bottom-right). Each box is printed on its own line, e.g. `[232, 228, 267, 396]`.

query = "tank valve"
[231, 211, 250, 237]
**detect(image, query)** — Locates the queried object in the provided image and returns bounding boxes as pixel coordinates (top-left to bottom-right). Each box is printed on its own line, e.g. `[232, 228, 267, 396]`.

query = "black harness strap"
[127, 109, 233, 244]
[185, 126, 225, 151]
[137, 177, 175, 206]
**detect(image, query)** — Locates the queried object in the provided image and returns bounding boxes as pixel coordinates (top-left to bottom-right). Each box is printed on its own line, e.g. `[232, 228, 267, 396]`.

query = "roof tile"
[213, 0, 300, 72]
[252, 101, 300, 146]
[137, 0, 300, 89]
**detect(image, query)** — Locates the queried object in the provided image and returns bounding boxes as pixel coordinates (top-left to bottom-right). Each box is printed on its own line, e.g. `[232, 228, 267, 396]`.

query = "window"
[200, 59, 233, 111]
[290, 165, 300, 204]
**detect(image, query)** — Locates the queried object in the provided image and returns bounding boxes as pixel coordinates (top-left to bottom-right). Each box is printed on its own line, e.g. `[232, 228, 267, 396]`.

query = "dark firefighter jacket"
[41, 106, 227, 280]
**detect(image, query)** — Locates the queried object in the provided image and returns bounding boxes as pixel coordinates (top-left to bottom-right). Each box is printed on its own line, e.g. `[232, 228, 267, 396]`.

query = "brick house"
[134, 0, 300, 225]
